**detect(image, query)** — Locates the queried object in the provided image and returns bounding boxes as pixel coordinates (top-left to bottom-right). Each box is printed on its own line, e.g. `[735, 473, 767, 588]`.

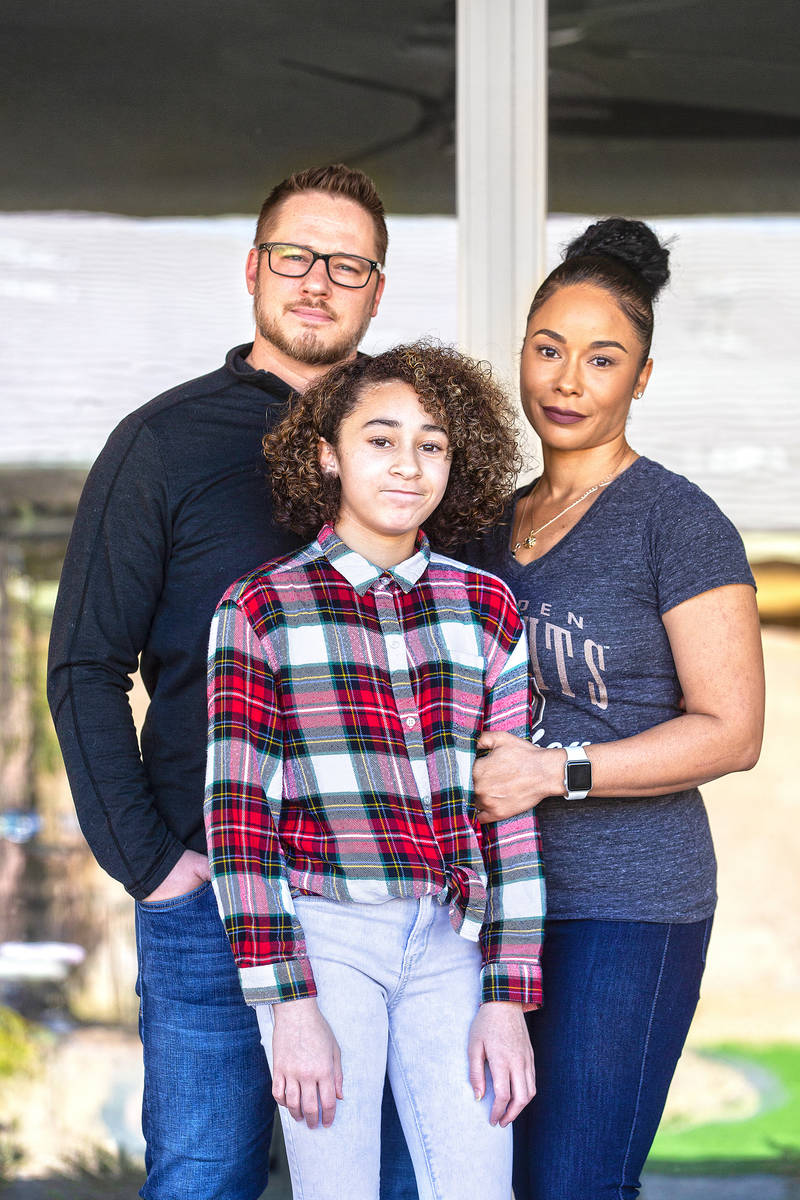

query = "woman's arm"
[473, 583, 764, 821]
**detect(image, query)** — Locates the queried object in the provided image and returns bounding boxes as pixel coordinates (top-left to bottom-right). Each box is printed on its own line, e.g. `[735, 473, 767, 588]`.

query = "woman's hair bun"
[564, 217, 670, 300]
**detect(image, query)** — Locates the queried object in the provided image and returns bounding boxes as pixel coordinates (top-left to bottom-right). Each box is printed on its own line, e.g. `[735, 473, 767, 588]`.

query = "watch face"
[567, 762, 592, 792]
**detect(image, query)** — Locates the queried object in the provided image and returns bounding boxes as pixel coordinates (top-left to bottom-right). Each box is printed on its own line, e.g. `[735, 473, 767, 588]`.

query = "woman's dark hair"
[264, 340, 523, 548]
[528, 218, 671, 362]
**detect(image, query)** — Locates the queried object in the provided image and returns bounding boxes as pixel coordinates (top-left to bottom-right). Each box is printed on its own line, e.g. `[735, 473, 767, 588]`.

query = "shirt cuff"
[480, 960, 542, 1010]
[238, 956, 317, 1006]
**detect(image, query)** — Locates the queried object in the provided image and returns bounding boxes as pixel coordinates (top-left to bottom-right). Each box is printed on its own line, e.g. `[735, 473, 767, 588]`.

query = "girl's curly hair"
[264, 340, 523, 548]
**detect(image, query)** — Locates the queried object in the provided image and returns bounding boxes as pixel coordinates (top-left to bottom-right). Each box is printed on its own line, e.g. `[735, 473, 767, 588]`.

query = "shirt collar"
[315, 523, 431, 596]
[224, 344, 294, 401]
[225, 344, 371, 402]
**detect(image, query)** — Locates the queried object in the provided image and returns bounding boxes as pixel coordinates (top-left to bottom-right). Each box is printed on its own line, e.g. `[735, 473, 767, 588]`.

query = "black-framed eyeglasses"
[257, 242, 382, 289]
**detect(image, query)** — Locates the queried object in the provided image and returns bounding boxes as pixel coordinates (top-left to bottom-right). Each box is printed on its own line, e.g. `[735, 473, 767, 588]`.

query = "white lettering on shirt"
[584, 640, 608, 710]
[545, 623, 576, 698]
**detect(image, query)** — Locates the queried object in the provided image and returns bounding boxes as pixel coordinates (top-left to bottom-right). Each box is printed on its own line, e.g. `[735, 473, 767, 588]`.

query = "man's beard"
[253, 285, 372, 367]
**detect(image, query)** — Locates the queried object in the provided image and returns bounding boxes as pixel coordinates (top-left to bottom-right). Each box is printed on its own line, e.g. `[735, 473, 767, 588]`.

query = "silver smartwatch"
[563, 745, 592, 800]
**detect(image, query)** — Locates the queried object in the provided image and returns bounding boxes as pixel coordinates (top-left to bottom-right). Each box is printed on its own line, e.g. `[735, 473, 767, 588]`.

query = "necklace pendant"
[524, 533, 537, 549]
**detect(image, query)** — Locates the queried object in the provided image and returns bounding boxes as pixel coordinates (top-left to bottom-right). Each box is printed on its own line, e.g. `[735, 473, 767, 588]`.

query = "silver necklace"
[511, 475, 615, 557]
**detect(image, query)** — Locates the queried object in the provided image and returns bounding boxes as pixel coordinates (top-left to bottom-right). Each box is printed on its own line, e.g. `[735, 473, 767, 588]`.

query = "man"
[47, 163, 414, 1200]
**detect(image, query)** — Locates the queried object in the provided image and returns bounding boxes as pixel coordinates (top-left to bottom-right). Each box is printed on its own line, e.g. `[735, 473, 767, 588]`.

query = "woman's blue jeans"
[512, 916, 713, 1200]
[135, 881, 417, 1200]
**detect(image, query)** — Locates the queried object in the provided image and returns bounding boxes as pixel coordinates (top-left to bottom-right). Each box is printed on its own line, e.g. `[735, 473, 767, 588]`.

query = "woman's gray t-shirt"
[461, 456, 755, 923]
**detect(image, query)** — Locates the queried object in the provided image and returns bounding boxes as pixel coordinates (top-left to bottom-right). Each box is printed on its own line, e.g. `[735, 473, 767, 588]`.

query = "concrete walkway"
[3, 1170, 798, 1198]
[642, 1176, 800, 1200]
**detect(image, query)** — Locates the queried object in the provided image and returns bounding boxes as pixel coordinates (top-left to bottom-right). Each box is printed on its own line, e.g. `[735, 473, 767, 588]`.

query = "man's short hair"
[255, 163, 388, 266]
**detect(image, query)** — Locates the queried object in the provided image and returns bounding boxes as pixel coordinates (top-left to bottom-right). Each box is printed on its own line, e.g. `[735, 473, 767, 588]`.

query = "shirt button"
[405, 715, 417, 728]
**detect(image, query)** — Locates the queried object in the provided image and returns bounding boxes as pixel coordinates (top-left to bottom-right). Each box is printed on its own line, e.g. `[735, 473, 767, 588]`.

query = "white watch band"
[563, 745, 592, 800]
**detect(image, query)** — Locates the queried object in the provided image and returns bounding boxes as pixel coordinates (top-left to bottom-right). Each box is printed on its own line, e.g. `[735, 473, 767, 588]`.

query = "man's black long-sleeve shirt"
[47, 345, 300, 899]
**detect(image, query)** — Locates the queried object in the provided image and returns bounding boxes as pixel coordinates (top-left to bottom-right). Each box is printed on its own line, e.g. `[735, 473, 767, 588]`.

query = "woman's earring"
[634, 391, 643, 399]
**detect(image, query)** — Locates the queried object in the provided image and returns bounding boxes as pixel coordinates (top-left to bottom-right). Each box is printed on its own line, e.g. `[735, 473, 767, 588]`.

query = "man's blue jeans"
[512, 917, 713, 1200]
[135, 881, 418, 1200]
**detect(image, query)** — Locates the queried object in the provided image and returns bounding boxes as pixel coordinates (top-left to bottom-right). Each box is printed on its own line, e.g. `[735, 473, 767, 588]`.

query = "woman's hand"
[271, 997, 343, 1128]
[473, 734, 564, 822]
[467, 1001, 536, 1126]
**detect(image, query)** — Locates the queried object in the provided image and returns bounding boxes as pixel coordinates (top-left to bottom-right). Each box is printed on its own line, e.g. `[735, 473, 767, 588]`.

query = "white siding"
[1, 212, 797, 530]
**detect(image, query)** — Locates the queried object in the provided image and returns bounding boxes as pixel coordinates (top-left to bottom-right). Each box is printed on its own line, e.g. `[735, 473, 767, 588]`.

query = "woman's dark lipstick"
[542, 406, 586, 425]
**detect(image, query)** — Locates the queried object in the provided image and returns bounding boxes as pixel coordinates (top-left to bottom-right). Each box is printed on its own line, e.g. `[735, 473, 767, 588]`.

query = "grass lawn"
[649, 1044, 800, 1175]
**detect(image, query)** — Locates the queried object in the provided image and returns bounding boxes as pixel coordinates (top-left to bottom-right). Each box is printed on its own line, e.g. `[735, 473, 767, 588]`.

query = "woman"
[464, 219, 765, 1200]
[204, 343, 544, 1200]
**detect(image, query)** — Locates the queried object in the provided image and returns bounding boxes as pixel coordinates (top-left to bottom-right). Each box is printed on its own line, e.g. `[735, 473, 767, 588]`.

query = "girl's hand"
[467, 1001, 536, 1126]
[271, 997, 343, 1128]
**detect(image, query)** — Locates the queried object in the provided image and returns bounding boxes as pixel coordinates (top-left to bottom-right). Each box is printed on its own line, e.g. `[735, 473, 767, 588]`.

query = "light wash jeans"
[257, 894, 512, 1200]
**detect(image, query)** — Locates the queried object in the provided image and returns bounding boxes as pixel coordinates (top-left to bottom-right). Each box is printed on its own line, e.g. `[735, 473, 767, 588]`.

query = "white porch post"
[456, 0, 548, 393]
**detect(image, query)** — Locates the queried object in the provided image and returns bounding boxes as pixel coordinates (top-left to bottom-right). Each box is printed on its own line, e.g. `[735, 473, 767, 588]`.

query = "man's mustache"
[286, 301, 335, 318]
